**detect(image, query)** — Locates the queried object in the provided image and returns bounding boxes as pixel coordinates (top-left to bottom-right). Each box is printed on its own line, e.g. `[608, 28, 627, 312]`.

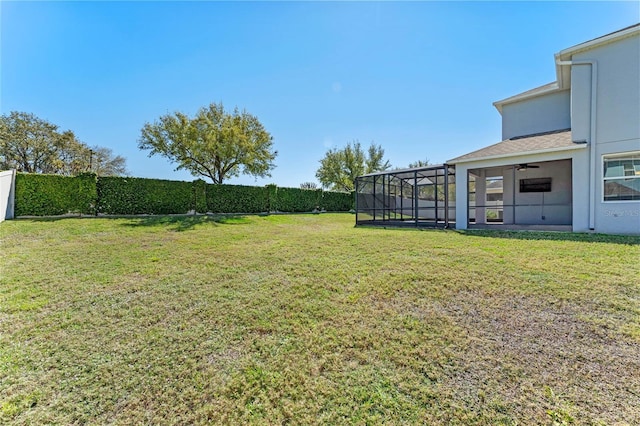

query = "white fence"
[0, 170, 16, 222]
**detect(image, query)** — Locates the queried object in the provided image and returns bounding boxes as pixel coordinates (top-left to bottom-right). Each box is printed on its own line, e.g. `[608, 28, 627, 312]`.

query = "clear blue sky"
[1, 1, 638, 187]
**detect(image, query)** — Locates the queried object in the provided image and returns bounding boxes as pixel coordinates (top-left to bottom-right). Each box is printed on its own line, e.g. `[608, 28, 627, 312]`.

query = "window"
[603, 152, 640, 202]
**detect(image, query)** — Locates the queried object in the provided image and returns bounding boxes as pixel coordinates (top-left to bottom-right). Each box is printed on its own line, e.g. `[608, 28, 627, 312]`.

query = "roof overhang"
[495, 24, 640, 113]
[449, 143, 586, 165]
[447, 129, 586, 164]
[555, 24, 639, 89]
[493, 82, 564, 114]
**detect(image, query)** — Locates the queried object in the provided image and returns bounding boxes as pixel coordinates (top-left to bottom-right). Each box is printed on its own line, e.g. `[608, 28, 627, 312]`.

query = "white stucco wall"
[571, 33, 640, 234]
[0, 170, 16, 222]
[595, 144, 640, 235]
[573, 35, 640, 145]
[501, 90, 571, 140]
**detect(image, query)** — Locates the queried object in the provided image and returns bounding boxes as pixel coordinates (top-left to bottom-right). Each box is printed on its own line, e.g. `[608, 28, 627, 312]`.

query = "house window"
[603, 152, 640, 202]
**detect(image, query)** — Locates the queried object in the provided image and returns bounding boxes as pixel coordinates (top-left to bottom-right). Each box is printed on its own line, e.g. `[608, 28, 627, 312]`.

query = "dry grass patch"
[1, 214, 639, 424]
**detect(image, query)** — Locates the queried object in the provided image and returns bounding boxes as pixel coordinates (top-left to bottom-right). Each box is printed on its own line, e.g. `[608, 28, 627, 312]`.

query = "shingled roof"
[448, 129, 586, 164]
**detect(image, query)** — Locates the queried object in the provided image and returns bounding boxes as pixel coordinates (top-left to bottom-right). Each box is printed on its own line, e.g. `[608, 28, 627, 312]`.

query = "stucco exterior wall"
[574, 35, 640, 145]
[595, 144, 640, 235]
[571, 34, 640, 234]
[501, 90, 571, 140]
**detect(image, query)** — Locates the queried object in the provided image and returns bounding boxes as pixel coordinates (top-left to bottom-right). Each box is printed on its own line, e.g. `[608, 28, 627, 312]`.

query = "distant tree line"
[0, 111, 127, 176]
[2, 106, 431, 191]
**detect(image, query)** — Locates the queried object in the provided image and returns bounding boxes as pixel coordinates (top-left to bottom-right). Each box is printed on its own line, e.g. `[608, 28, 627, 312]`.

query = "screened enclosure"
[355, 165, 455, 227]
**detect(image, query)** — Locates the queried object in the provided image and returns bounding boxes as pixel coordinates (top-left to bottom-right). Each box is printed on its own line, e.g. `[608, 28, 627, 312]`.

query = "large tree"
[138, 103, 277, 184]
[89, 147, 128, 176]
[0, 111, 127, 176]
[316, 141, 391, 192]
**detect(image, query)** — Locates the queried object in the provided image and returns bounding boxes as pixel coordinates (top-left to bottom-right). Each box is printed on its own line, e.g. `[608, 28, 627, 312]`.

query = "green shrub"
[15, 173, 97, 216]
[206, 184, 269, 213]
[192, 179, 207, 213]
[265, 184, 278, 212]
[321, 190, 354, 211]
[271, 187, 322, 212]
[15, 173, 355, 216]
[97, 177, 194, 215]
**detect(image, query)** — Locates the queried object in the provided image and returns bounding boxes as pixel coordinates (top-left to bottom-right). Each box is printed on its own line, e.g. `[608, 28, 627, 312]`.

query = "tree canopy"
[138, 103, 277, 184]
[300, 182, 318, 190]
[0, 111, 127, 176]
[407, 158, 431, 168]
[316, 141, 391, 192]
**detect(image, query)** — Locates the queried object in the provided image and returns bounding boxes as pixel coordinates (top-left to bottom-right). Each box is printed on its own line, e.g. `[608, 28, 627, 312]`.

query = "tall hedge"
[192, 179, 207, 214]
[273, 187, 322, 212]
[321, 190, 354, 211]
[15, 173, 97, 216]
[206, 184, 269, 213]
[97, 177, 194, 215]
[14, 173, 354, 216]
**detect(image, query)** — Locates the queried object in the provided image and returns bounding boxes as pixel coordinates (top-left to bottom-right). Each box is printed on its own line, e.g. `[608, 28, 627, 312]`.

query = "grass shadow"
[457, 229, 640, 245]
[13, 214, 252, 232]
[120, 214, 252, 231]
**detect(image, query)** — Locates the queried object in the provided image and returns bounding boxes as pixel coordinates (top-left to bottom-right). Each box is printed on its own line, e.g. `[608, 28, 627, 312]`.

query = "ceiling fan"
[517, 163, 540, 171]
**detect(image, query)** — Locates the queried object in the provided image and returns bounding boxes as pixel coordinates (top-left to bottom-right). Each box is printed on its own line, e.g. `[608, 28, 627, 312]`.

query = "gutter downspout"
[555, 59, 597, 230]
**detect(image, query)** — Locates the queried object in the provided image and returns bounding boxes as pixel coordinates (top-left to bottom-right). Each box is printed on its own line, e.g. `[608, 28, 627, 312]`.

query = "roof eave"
[448, 144, 587, 165]
[492, 82, 563, 114]
[496, 24, 640, 113]
[554, 25, 639, 90]
[557, 24, 640, 61]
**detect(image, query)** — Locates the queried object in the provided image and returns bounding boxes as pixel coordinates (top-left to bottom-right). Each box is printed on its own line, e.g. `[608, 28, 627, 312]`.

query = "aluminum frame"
[355, 164, 456, 228]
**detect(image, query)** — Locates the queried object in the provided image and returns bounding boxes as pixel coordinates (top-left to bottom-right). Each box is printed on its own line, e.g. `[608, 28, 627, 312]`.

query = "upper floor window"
[603, 152, 640, 202]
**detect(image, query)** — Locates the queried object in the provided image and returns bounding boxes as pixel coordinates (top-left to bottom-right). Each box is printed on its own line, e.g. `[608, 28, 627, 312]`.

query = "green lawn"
[1, 214, 639, 425]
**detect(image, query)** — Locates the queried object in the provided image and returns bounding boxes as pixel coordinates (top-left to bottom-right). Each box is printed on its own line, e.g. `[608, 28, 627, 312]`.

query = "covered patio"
[466, 159, 573, 231]
[449, 129, 588, 232]
[355, 164, 456, 228]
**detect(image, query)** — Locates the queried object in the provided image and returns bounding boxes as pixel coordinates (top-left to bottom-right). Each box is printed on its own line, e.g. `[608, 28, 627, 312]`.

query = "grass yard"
[1, 213, 639, 425]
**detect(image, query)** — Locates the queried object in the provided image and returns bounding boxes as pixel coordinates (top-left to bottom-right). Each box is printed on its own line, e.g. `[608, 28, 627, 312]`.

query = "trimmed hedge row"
[271, 187, 323, 212]
[97, 177, 195, 215]
[206, 184, 269, 214]
[15, 173, 97, 216]
[321, 190, 356, 212]
[14, 173, 354, 216]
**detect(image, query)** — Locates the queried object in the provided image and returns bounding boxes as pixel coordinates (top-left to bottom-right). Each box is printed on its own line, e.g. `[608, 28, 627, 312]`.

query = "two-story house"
[449, 24, 639, 235]
[355, 24, 639, 235]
